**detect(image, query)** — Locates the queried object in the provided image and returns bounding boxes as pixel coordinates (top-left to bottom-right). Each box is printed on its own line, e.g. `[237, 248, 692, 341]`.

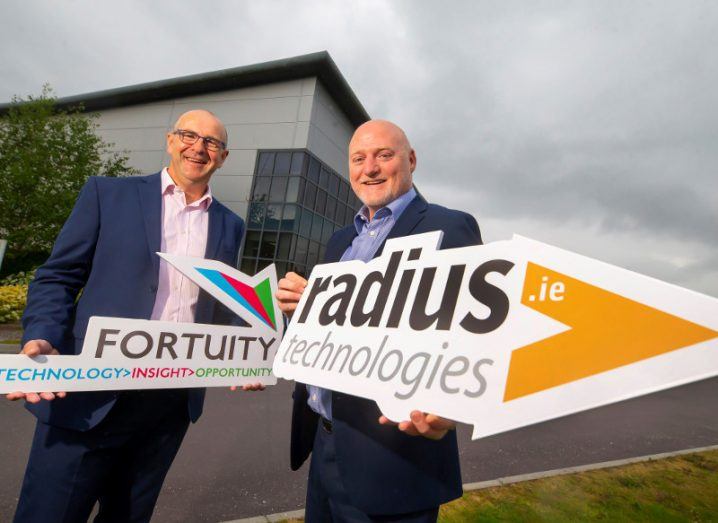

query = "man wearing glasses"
[10, 110, 248, 522]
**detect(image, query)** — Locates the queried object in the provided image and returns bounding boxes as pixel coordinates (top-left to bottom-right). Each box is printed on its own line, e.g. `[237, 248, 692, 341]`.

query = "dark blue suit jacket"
[290, 193, 482, 515]
[21, 173, 244, 431]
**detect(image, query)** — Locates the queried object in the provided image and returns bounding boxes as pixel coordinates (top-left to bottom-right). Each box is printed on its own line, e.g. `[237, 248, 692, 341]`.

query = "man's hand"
[276, 271, 308, 319]
[379, 410, 456, 441]
[229, 383, 266, 392]
[6, 339, 67, 403]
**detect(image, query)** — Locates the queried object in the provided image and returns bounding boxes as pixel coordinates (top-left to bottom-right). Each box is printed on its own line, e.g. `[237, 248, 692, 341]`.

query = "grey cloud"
[1, 0, 716, 294]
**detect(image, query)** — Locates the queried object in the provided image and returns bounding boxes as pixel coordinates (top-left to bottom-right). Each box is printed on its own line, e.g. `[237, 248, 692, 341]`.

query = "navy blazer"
[21, 173, 245, 431]
[290, 193, 482, 515]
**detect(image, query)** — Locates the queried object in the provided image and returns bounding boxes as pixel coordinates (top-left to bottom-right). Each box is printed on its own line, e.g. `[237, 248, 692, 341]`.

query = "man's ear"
[409, 149, 417, 173]
[219, 149, 229, 165]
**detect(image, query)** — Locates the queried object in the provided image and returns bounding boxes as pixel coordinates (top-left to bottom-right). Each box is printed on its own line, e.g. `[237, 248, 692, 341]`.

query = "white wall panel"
[222, 201, 249, 220]
[170, 97, 301, 126]
[209, 174, 254, 202]
[219, 149, 257, 175]
[97, 127, 167, 152]
[123, 150, 166, 175]
[307, 124, 349, 179]
[171, 80, 305, 102]
[224, 122, 304, 149]
[293, 122, 310, 148]
[297, 95, 314, 122]
[92, 75, 360, 208]
[305, 82, 355, 178]
[96, 104, 174, 130]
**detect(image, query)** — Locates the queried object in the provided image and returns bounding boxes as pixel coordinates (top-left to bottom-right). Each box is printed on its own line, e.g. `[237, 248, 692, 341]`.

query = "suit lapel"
[138, 173, 162, 278]
[375, 194, 428, 257]
[325, 226, 357, 263]
[196, 201, 225, 324]
[204, 201, 225, 260]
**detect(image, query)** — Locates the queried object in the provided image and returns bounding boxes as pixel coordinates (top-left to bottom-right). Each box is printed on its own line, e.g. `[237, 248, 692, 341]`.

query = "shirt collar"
[353, 187, 417, 233]
[161, 168, 213, 209]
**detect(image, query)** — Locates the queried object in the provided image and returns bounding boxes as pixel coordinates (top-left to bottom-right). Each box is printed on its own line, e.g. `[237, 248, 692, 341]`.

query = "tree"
[0, 85, 137, 275]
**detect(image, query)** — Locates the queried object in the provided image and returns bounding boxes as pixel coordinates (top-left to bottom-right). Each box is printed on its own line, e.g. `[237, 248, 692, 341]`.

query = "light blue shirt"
[307, 187, 417, 420]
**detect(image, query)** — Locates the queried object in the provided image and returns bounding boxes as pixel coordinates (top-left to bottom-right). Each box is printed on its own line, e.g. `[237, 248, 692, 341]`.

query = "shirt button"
[369, 230, 377, 237]
[312, 394, 317, 401]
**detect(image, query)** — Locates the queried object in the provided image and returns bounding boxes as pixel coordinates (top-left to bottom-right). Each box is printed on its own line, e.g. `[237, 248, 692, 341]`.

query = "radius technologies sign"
[273, 232, 718, 439]
[0, 255, 284, 393]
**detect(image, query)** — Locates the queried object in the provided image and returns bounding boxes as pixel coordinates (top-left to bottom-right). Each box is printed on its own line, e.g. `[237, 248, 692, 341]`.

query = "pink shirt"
[150, 168, 212, 323]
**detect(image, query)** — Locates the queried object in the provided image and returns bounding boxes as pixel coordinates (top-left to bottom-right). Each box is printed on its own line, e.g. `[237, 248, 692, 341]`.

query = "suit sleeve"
[465, 212, 482, 246]
[439, 211, 482, 250]
[21, 177, 101, 351]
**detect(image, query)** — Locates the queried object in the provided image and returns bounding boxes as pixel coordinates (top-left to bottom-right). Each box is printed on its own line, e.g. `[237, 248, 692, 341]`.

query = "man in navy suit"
[8, 110, 250, 522]
[277, 120, 482, 521]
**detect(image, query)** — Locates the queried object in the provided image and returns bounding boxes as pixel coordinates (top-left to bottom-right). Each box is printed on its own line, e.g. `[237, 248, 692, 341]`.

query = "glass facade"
[240, 150, 362, 278]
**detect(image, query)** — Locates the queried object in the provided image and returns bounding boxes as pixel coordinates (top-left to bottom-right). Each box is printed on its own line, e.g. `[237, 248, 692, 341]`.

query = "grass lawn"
[282, 449, 718, 522]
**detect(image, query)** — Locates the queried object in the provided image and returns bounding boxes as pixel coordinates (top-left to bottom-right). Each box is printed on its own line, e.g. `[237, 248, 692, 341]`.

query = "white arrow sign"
[0, 257, 283, 392]
[272, 232, 718, 439]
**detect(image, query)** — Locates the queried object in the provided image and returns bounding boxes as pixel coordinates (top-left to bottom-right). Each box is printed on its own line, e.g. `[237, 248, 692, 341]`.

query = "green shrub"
[0, 284, 27, 323]
[0, 269, 36, 286]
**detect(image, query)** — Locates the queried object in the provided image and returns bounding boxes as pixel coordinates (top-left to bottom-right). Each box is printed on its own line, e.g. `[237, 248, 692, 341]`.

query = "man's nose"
[190, 137, 208, 154]
[363, 156, 380, 176]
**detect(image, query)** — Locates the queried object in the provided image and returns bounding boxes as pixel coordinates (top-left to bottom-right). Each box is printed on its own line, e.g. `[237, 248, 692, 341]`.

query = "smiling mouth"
[183, 156, 207, 165]
[362, 179, 385, 186]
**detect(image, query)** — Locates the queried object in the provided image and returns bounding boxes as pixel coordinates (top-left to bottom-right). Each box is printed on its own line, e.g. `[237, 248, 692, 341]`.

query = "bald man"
[11, 110, 246, 522]
[277, 120, 483, 521]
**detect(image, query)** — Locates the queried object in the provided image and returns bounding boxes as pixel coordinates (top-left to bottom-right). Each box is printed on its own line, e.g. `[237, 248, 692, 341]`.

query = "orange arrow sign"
[503, 263, 718, 401]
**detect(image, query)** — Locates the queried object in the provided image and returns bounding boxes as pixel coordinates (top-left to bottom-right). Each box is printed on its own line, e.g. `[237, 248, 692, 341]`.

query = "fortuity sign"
[273, 232, 718, 439]
[0, 256, 284, 393]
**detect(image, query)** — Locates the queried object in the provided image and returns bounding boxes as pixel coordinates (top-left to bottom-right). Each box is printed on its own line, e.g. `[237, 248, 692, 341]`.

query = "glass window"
[344, 207, 357, 225]
[247, 203, 265, 229]
[274, 261, 288, 279]
[294, 265, 307, 278]
[277, 233, 295, 260]
[240, 257, 256, 276]
[311, 213, 323, 242]
[307, 241, 320, 268]
[325, 196, 337, 222]
[286, 177, 304, 203]
[303, 182, 316, 209]
[300, 209, 313, 238]
[314, 189, 327, 215]
[264, 204, 282, 230]
[257, 258, 272, 271]
[257, 152, 274, 175]
[281, 204, 299, 232]
[269, 176, 288, 201]
[252, 177, 270, 202]
[319, 167, 330, 190]
[339, 182, 349, 203]
[295, 236, 308, 265]
[328, 173, 339, 196]
[319, 244, 326, 263]
[274, 152, 292, 175]
[244, 231, 261, 257]
[290, 152, 305, 175]
[307, 157, 320, 184]
[251, 150, 366, 278]
[321, 218, 334, 244]
[260, 232, 277, 258]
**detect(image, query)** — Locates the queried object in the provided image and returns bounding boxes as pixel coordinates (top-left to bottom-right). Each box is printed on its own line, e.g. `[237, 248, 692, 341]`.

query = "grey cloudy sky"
[2, 0, 716, 295]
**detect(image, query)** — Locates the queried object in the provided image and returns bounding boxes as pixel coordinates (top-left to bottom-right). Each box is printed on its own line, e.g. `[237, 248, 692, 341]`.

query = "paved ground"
[1, 377, 717, 522]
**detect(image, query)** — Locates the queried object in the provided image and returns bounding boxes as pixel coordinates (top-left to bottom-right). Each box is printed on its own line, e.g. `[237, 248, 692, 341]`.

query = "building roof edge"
[0, 51, 370, 126]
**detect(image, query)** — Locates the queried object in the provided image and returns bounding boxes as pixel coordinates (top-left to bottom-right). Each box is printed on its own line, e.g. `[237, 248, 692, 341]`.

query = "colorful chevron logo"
[195, 268, 277, 330]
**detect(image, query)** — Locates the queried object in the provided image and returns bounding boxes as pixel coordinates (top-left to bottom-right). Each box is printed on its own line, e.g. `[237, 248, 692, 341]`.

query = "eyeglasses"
[172, 129, 226, 152]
